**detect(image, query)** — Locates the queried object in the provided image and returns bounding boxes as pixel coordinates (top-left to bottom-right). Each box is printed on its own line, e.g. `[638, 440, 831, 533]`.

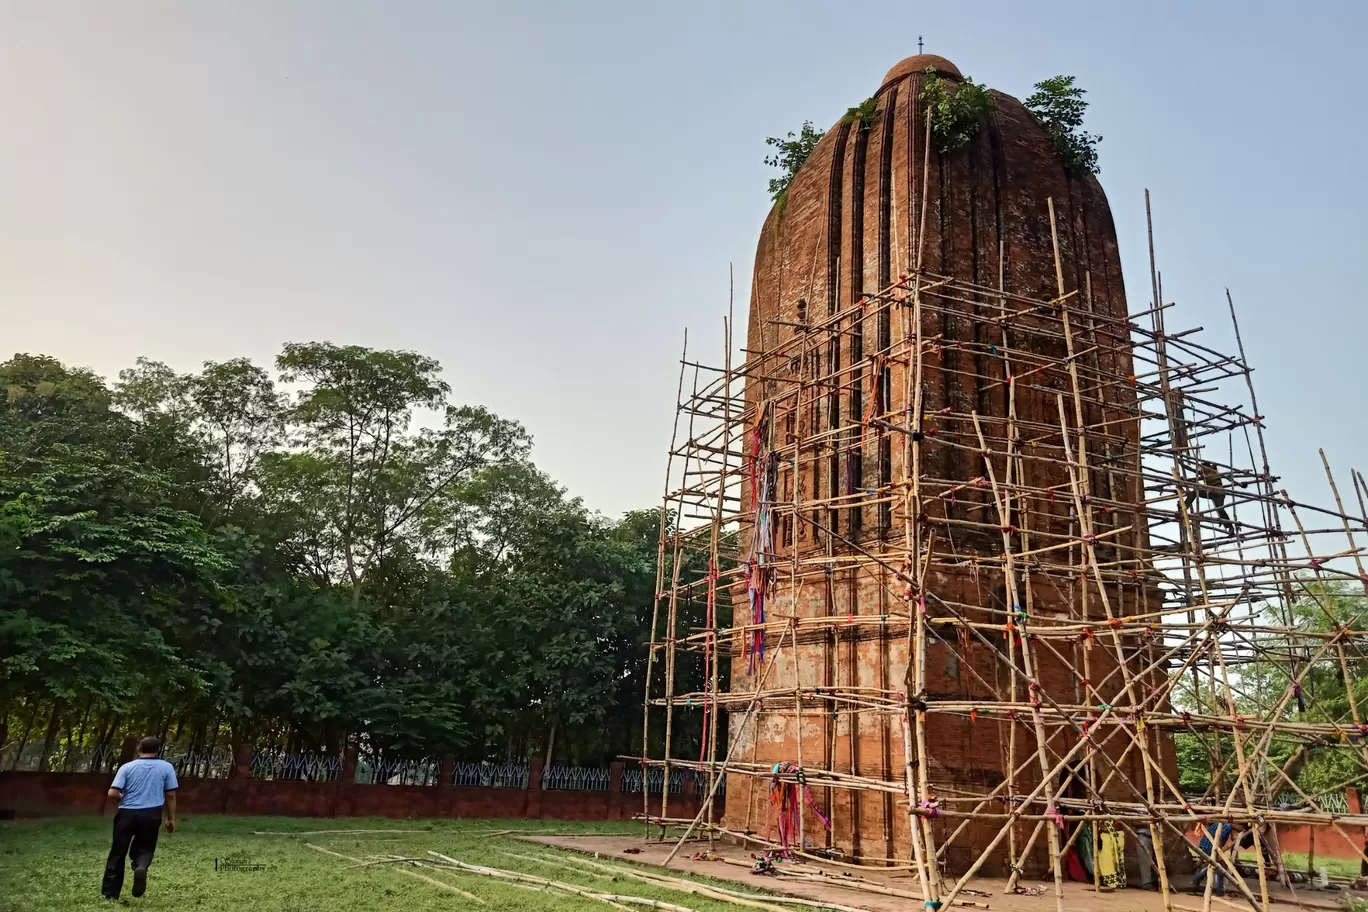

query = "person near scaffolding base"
[1189, 821, 1240, 897]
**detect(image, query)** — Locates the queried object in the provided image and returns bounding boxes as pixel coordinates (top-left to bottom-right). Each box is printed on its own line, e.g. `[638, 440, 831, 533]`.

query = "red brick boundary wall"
[0, 751, 703, 823]
[1275, 789, 1366, 862]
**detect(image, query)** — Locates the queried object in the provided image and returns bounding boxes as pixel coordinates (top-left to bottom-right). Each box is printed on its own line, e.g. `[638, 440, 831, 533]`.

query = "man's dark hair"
[138, 736, 163, 756]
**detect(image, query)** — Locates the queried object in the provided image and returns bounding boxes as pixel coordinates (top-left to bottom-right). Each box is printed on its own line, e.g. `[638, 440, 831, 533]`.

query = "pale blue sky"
[3, 1, 1364, 519]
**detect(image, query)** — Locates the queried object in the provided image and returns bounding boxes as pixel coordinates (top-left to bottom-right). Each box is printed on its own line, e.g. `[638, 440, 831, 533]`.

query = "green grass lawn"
[0, 815, 786, 912]
[1273, 851, 1362, 879]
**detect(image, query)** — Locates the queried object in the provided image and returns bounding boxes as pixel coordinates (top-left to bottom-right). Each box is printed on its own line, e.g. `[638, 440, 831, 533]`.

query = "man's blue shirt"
[1197, 822, 1234, 855]
[110, 758, 178, 810]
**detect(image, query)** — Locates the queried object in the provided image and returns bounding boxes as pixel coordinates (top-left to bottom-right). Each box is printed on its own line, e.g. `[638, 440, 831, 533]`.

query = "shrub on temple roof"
[1025, 75, 1102, 176]
[920, 68, 994, 153]
[764, 120, 826, 203]
[841, 97, 879, 127]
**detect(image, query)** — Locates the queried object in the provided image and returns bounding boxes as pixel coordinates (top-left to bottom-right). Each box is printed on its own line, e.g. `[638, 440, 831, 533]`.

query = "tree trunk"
[171, 712, 186, 745]
[65, 701, 93, 771]
[38, 701, 63, 770]
[9, 702, 39, 771]
[543, 718, 558, 769]
[91, 709, 118, 771]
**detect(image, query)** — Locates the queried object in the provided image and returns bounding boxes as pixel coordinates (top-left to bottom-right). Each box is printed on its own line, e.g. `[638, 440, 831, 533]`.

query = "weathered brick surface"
[727, 54, 1177, 877]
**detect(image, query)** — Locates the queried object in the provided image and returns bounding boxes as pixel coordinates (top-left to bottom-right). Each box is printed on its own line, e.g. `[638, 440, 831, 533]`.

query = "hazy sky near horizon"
[3, 1, 1365, 519]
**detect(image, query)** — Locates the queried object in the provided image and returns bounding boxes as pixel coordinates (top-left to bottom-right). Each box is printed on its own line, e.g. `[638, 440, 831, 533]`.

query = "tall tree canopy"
[0, 346, 683, 771]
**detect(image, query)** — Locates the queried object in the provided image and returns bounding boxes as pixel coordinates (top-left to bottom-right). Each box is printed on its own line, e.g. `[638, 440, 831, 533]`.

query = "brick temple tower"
[719, 53, 1177, 875]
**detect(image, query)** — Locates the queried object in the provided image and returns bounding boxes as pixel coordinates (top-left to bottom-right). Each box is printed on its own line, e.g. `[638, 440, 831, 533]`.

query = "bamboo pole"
[303, 842, 485, 904]
[639, 200, 1368, 910]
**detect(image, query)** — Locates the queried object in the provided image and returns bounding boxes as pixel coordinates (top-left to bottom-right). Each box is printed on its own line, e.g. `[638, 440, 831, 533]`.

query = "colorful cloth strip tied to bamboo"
[768, 761, 832, 856]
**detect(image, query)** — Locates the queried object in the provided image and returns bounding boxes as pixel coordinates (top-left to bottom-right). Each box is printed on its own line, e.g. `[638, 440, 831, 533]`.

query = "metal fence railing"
[6, 744, 705, 797]
[165, 746, 234, 780]
[1274, 789, 1348, 814]
[542, 764, 611, 791]
[356, 755, 441, 786]
[1, 742, 121, 773]
[621, 767, 715, 795]
[453, 761, 529, 789]
[249, 749, 342, 782]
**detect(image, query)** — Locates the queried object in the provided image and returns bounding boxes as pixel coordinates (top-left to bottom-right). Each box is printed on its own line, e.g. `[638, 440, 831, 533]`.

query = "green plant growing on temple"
[919, 68, 994, 153]
[1025, 75, 1102, 176]
[764, 120, 825, 203]
[841, 97, 879, 127]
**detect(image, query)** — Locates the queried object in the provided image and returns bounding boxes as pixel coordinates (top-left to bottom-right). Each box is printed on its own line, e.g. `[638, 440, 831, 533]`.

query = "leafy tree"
[0, 438, 228, 727]
[1172, 576, 1368, 801]
[2, 354, 125, 453]
[764, 121, 825, 202]
[272, 342, 529, 606]
[1024, 75, 1101, 176]
[115, 357, 285, 513]
[919, 69, 994, 153]
[1, 345, 667, 770]
[190, 359, 286, 509]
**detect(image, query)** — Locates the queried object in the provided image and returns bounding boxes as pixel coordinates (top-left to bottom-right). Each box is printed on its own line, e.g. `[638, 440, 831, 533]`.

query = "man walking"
[102, 736, 178, 900]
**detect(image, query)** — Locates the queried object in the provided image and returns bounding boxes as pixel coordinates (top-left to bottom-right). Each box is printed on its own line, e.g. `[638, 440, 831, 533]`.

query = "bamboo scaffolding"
[638, 190, 1368, 910]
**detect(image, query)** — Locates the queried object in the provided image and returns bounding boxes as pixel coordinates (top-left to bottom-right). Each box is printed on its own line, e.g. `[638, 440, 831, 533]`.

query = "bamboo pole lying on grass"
[555, 852, 868, 912]
[434, 851, 796, 912]
[424, 851, 699, 912]
[258, 828, 429, 835]
[497, 849, 617, 880]
[303, 842, 484, 904]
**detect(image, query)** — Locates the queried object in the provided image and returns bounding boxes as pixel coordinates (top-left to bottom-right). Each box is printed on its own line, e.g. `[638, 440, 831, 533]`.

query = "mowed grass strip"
[0, 815, 808, 912]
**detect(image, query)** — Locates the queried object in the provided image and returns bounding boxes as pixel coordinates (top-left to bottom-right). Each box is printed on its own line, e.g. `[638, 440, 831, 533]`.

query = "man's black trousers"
[102, 807, 162, 898]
